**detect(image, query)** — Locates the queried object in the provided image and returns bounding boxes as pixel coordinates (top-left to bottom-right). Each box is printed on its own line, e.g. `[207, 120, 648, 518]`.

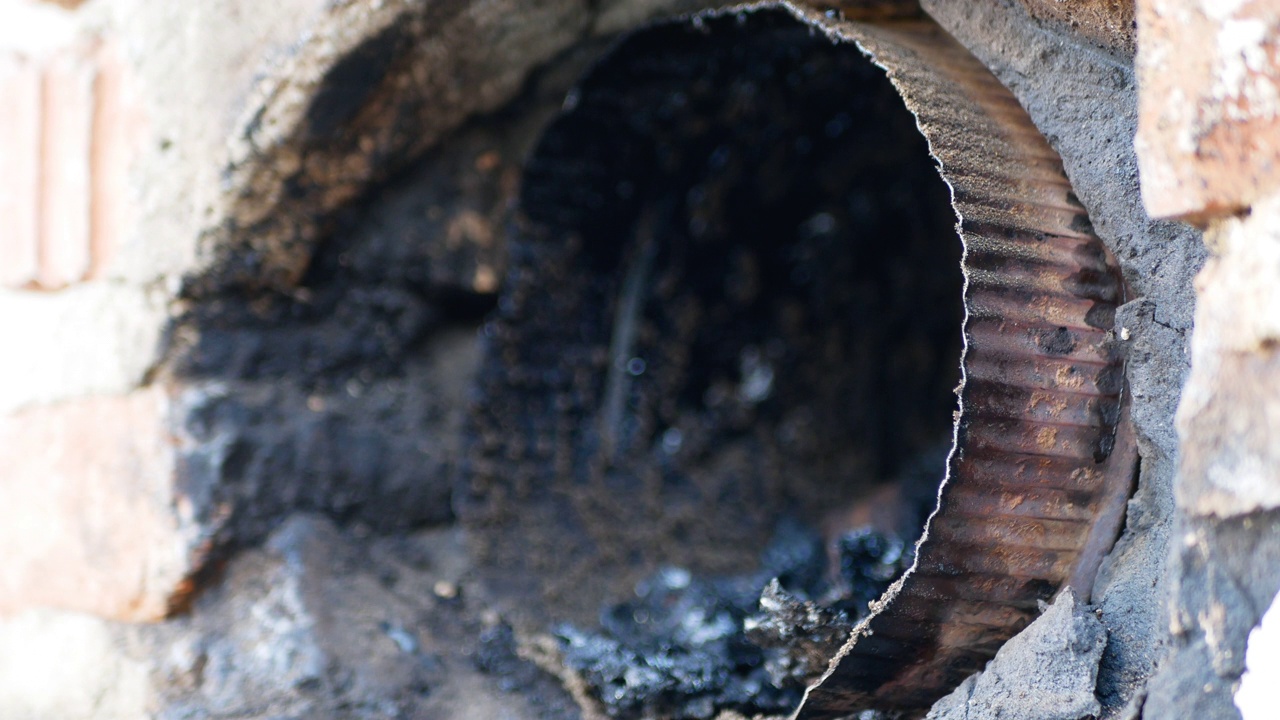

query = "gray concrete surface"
[926, 591, 1107, 720]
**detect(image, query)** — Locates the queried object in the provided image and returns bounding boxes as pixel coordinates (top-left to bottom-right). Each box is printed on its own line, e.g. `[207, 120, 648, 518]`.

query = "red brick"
[1136, 0, 1280, 221]
[0, 53, 41, 288]
[0, 387, 201, 621]
[89, 40, 139, 279]
[1176, 194, 1280, 517]
[37, 45, 94, 288]
[0, 29, 139, 291]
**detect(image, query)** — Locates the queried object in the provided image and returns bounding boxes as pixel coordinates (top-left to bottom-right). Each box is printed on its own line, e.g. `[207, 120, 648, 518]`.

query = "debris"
[556, 521, 916, 719]
[924, 590, 1107, 720]
[745, 579, 852, 688]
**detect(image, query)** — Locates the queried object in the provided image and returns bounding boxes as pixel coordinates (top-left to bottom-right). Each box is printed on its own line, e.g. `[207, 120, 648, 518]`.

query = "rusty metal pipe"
[781, 5, 1138, 717]
[463, 4, 1138, 717]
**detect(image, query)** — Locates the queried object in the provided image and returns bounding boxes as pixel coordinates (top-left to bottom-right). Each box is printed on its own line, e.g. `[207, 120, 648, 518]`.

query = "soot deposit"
[460, 8, 962, 634]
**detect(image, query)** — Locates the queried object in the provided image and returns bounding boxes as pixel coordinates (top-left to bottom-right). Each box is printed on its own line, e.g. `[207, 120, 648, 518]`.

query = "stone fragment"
[925, 590, 1107, 720]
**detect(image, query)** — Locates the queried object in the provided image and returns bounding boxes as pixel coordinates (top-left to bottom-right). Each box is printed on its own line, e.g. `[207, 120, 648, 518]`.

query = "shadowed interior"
[461, 8, 962, 631]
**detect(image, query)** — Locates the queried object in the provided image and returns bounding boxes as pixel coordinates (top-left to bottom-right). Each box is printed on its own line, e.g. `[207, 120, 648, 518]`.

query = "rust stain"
[1035, 426, 1059, 451]
[1055, 364, 1086, 391]
[1028, 390, 1070, 418]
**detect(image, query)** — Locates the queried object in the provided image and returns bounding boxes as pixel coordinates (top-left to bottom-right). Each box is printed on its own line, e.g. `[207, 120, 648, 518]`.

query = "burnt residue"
[176, 285, 440, 387]
[173, 84, 535, 389]
[473, 620, 584, 717]
[460, 7, 962, 630]
[552, 519, 921, 719]
[1034, 326, 1078, 355]
[556, 526, 825, 719]
[161, 61, 585, 552]
[305, 23, 411, 139]
[748, 580, 856, 689]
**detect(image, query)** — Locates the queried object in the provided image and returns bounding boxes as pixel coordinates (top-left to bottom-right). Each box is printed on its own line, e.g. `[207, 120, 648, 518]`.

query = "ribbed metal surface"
[787, 9, 1139, 718]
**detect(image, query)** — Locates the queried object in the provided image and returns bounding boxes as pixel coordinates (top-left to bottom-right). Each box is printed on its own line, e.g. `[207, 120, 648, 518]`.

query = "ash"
[556, 521, 915, 719]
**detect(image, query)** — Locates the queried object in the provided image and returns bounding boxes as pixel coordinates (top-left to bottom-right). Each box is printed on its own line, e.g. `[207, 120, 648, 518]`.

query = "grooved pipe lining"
[786, 6, 1136, 717]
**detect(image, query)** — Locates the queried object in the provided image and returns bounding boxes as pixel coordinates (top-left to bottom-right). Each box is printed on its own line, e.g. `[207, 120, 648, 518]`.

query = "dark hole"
[462, 8, 963, 718]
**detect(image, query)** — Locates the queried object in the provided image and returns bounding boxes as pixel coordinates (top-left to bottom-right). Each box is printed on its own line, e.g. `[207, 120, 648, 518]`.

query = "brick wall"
[0, 1, 138, 290]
